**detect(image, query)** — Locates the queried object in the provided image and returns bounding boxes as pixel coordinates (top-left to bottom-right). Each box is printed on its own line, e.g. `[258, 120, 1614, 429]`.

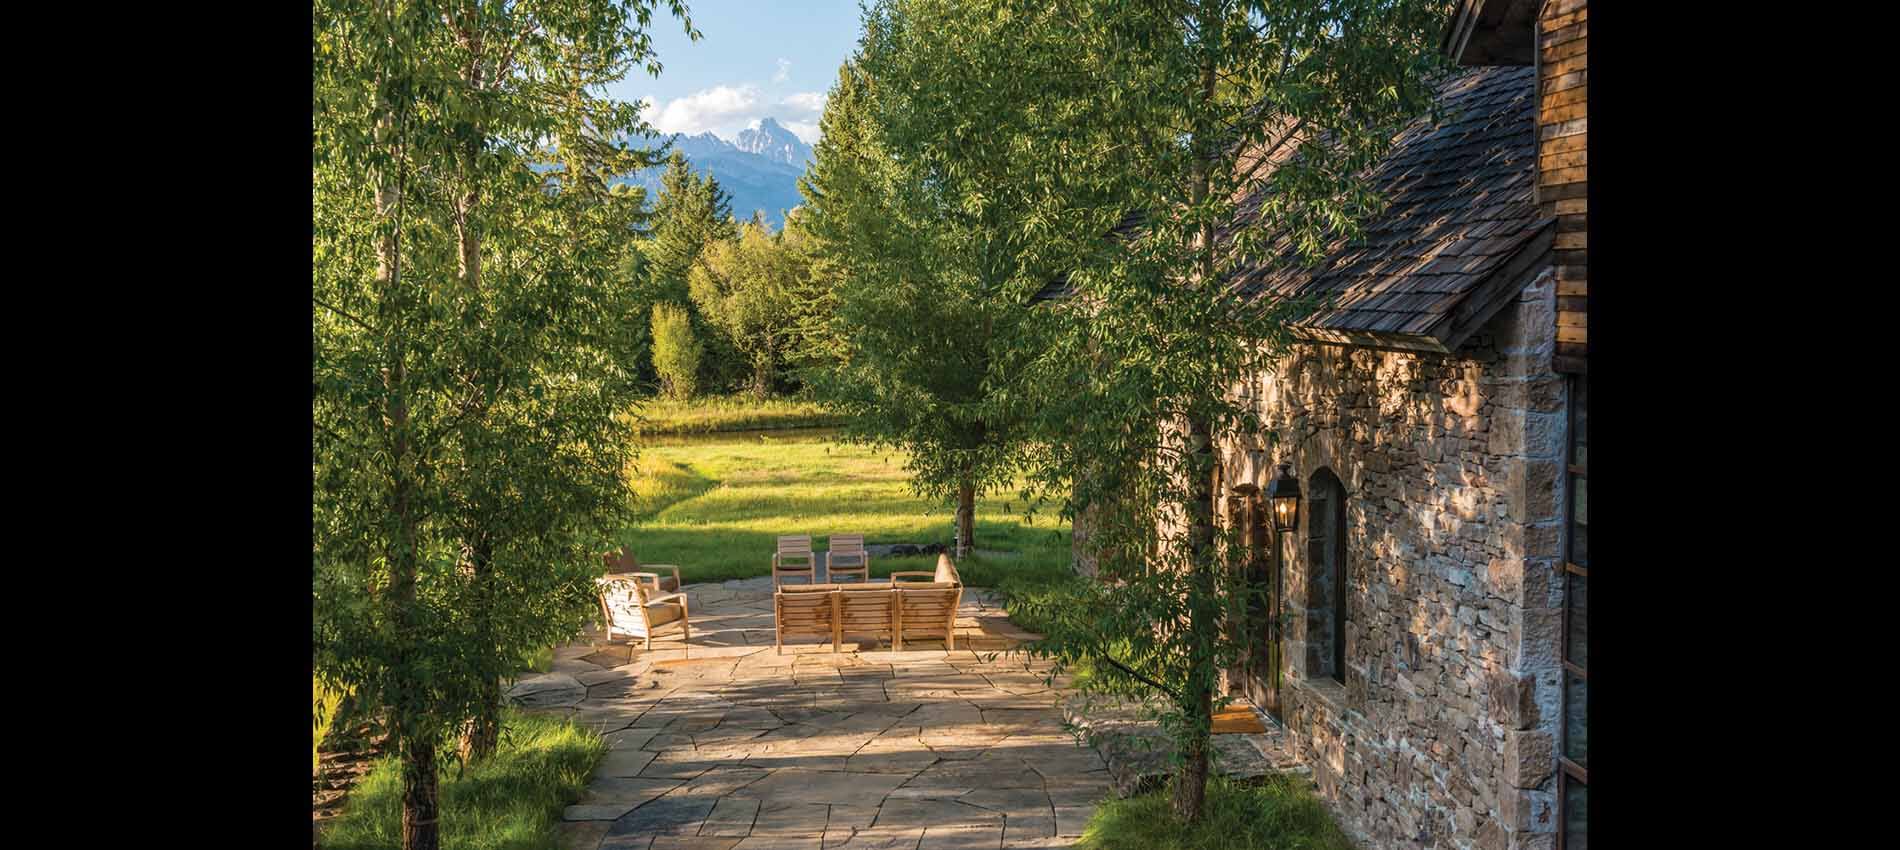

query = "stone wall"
[1218, 268, 1566, 850]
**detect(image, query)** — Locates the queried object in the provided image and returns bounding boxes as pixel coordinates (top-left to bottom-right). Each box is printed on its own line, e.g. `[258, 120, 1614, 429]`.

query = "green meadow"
[617, 427, 1072, 589]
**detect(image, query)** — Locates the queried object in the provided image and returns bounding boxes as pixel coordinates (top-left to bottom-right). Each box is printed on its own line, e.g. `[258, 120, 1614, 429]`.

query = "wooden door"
[1239, 488, 1282, 721]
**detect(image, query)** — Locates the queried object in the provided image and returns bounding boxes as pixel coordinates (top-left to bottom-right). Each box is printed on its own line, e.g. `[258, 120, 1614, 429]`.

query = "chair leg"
[645, 635, 652, 651]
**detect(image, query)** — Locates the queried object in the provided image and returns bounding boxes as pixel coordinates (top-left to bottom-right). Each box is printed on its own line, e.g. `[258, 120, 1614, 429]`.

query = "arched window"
[1305, 468, 1349, 683]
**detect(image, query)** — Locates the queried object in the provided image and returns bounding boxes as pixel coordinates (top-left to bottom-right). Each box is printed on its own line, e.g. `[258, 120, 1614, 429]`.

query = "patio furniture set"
[593, 537, 964, 656]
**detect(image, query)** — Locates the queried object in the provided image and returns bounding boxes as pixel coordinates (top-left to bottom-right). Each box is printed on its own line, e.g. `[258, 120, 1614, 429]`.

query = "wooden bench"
[773, 555, 964, 653]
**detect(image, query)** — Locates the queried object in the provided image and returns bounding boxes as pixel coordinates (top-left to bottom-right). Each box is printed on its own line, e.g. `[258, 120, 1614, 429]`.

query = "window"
[1559, 378, 1588, 849]
[1304, 468, 1348, 684]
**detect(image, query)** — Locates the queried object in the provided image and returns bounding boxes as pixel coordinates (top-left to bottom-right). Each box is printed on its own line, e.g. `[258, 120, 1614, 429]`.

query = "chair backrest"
[599, 574, 649, 602]
[775, 536, 813, 574]
[598, 576, 654, 635]
[933, 553, 960, 585]
[830, 534, 866, 553]
[895, 583, 960, 637]
[837, 587, 896, 636]
[603, 546, 639, 572]
[774, 585, 837, 636]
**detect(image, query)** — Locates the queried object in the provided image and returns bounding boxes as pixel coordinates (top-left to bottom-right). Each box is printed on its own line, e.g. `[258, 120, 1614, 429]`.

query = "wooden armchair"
[891, 554, 963, 650]
[773, 535, 816, 586]
[826, 533, 870, 583]
[774, 584, 839, 654]
[597, 573, 691, 653]
[836, 586, 897, 649]
[601, 546, 683, 594]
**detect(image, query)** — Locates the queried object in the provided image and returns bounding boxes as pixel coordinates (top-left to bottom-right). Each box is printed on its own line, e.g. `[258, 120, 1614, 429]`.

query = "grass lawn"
[620, 428, 1073, 590]
[318, 711, 606, 850]
[632, 394, 844, 435]
[1078, 775, 1357, 850]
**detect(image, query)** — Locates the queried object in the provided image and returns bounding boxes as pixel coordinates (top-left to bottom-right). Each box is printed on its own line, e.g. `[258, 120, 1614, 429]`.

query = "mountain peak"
[734, 117, 812, 168]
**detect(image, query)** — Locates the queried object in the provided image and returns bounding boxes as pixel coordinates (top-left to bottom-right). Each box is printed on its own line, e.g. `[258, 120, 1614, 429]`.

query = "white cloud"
[781, 91, 827, 116]
[639, 85, 828, 144]
[643, 85, 761, 137]
[773, 58, 792, 84]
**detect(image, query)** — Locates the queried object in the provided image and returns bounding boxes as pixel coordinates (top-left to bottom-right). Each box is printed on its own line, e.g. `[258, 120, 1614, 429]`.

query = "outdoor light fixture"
[1266, 461, 1301, 533]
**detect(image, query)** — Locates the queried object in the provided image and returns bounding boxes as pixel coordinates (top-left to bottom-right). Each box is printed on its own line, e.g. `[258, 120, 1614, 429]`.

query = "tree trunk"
[752, 352, 773, 400]
[954, 479, 975, 559]
[460, 538, 501, 762]
[1177, 413, 1218, 825]
[1172, 724, 1210, 823]
[371, 66, 439, 850]
[400, 735, 441, 850]
[1170, 5, 1223, 824]
[453, 109, 502, 762]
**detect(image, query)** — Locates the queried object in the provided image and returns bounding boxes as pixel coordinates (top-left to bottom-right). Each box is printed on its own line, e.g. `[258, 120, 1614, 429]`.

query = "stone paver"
[523, 576, 1114, 850]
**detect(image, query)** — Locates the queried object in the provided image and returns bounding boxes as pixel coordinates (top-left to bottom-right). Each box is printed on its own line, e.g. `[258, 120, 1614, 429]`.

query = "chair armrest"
[888, 571, 935, 581]
[645, 592, 687, 605]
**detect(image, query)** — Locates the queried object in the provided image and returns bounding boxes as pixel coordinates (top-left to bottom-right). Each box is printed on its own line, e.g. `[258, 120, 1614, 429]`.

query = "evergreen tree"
[641, 151, 740, 390]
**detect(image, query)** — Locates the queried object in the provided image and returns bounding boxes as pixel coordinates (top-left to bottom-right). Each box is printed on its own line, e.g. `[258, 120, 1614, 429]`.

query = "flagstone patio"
[514, 576, 1113, 850]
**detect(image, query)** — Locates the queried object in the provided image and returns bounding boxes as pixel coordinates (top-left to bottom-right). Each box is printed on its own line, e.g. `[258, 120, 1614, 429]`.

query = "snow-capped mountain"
[613, 119, 814, 230]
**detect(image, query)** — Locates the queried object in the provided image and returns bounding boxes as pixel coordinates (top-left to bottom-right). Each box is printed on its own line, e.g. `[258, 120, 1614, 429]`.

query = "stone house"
[1061, 3, 1588, 849]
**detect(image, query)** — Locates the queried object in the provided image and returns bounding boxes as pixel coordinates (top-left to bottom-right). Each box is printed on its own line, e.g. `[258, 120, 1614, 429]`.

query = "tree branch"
[1100, 652, 1181, 703]
[314, 295, 378, 334]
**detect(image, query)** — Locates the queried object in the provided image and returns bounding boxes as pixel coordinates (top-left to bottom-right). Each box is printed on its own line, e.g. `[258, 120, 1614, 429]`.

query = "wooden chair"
[601, 546, 683, 594]
[891, 554, 963, 650]
[773, 535, 817, 586]
[826, 533, 870, 583]
[597, 573, 691, 653]
[836, 586, 897, 649]
[774, 584, 839, 654]
[887, 552, 962, 586]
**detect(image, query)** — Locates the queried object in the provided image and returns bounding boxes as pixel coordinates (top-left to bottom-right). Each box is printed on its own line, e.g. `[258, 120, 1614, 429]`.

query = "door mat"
[1211, 705, 1267, 734]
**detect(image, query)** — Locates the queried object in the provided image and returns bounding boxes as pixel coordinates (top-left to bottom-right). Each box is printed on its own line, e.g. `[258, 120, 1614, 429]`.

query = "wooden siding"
[1539, 0, 1587, 373]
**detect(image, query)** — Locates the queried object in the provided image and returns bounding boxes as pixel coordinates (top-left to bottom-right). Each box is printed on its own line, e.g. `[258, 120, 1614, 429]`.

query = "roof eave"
[1289, 220, 1555, 356]
[1418, 221, 1556, 351]
[1287, 326, 1456, 356]
[1442, 0, 1538, 66]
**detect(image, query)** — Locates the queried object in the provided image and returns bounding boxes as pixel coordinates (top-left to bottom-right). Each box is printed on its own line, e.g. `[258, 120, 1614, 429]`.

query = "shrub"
[1078, 775, 1356, 850]
[651, 302, 702, 399]
[313, 675, 351, 772]
[319, 711, 606, 850]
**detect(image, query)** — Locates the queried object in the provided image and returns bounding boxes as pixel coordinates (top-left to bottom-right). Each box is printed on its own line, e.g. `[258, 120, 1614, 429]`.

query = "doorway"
[1238, 486, 1282, 722]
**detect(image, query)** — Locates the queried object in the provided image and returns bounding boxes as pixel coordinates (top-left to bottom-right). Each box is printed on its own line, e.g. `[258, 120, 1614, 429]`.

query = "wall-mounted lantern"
[1266, 461, 1302, 534]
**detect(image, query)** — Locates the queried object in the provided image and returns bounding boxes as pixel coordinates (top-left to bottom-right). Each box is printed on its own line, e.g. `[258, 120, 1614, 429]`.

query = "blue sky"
[609, 1, 867, 145]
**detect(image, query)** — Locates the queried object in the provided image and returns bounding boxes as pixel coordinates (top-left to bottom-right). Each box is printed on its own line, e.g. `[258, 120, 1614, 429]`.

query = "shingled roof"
[1228, 65, 1550, 353]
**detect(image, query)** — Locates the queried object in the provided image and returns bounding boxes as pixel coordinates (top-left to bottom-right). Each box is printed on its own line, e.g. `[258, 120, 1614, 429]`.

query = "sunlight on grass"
[319, 711, 605, 850]
[633, 395, 844, 435]
[1078, 775, 1356, 850]
[619, 429, 1072, 585]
